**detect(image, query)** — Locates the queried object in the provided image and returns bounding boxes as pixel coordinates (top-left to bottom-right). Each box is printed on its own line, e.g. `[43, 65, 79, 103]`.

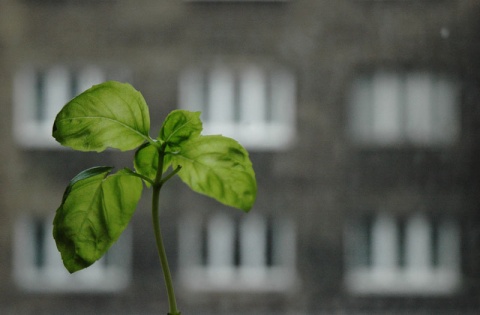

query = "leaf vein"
[56, 116, 149, 142]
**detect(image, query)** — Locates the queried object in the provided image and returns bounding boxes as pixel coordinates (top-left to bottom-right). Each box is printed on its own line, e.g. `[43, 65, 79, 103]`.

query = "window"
[13, 215, 132, 292]
[348, 71, 460, 146]
[344, 213, 461, 295]
[178, 212, 297, 291]
[13, 65, 125, 148]
[179, 63, 296, 150]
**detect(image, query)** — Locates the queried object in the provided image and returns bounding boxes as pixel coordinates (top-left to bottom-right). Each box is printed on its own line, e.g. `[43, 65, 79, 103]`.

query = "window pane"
[208, 66, 235, 123]
[45, 66, 70, 126]
[433, 76, 459, 144]
[179, 68, 206, 115]
[239, 66, 266, 125]
[207, 213, 235, 268]
[372, 72, 402, 143]
[405, 214, 431, 271]
[405, 72, 433, 143]
[240, 213, 266, 267]
[349, 74, 374, 142]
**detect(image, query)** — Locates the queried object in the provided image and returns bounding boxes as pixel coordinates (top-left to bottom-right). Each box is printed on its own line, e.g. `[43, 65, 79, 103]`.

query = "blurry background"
[1, 0, 480, 314]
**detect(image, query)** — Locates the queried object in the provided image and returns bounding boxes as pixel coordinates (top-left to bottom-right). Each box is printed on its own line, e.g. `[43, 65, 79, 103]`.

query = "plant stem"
[152, 185, 180, 315]
[151, 142, 181, 315]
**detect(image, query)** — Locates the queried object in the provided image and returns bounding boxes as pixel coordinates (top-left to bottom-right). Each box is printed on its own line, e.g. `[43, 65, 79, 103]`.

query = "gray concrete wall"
[1, 1, 480, 314]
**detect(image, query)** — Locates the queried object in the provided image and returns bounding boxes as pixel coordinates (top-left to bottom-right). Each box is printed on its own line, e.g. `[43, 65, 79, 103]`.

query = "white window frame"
[179, 63, 296, 150]
[178, 212, 297, 292]
[13, 215, 132, 293]
[344, 213, 461, 295]
[348, 71, 460, 146]
[13, 65, 106, 148]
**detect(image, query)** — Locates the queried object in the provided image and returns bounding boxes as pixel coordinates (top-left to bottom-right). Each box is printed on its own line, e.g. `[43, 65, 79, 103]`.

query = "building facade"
[1, 0, 480, 314]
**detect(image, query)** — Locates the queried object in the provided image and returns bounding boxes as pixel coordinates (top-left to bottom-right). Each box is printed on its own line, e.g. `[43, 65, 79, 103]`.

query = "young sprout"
[52, 81, 257, 315]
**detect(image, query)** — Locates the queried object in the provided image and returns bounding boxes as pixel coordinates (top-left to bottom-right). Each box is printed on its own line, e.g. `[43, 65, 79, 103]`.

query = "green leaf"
[53, 166, 143, 273]
[159, 110, 202, 146]
[134, 143, 173, 186]
[135, 143, 159, 185]
[52, 81, 151, 152]
[170, 135, 257, 211]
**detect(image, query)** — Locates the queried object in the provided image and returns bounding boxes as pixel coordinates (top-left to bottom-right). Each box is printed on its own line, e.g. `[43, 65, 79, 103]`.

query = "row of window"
[13, 212, 297, 293]
[12, 64, 460, 150]
[13, 212, 461, 295]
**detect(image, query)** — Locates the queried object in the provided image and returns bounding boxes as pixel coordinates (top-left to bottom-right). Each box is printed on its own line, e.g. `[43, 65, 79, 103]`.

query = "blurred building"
[1, 0, 480, 314]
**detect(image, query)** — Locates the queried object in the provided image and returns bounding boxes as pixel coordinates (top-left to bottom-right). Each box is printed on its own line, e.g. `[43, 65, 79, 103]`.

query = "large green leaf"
[159, 109, 202, 146]
[53, 166, 143, 273]
[170, 135, 257, 211]
[52, 81, 151, 152]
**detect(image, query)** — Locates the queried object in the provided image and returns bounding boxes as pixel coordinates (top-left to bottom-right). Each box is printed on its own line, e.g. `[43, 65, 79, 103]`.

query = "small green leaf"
[135, 143, 158, 185]
[52, 81, 151, 152]
[53, 167, 143, 273]
[159, 110, 202, 146]
[134, 143, 173, 186]
[170, 135, 257, 211]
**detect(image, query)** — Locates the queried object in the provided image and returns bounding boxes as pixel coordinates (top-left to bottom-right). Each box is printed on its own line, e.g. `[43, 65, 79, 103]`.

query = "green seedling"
[52, 81, 257, 315]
